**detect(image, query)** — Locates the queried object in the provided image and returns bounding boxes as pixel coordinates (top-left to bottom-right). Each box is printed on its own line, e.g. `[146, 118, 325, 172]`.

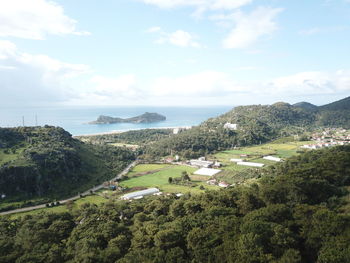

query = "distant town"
[302, 128, 350, 149]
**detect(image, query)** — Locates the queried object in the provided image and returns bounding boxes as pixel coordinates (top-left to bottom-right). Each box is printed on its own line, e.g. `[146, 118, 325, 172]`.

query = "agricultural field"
[212, 140, 313, 171]
[121, 164, 219, 194]
[208, 140, 313, 184]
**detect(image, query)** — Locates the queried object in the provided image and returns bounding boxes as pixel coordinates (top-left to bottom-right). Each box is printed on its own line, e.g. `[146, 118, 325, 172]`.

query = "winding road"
[0, 161, 138, 216]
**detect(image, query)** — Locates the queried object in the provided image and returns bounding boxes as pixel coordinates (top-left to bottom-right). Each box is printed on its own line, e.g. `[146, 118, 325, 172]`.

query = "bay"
[0, 106, 232, 136]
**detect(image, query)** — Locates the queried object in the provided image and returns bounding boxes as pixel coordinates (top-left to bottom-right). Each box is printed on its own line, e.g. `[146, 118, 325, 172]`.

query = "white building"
[206, 179, 217, 185]
[190, 159, 214, 168]
[121, 188, 160, 200]
[237, 162, 264, 168]
[263, 156, 282, 162]
[224, 123, 238, 130]
[194, 168, 222, 176]
[213, 161, 221, 167]
[218, 182, 230, 188]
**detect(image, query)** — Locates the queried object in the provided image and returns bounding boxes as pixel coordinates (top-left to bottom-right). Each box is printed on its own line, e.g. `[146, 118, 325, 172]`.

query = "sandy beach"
[73, 126, 192, 137]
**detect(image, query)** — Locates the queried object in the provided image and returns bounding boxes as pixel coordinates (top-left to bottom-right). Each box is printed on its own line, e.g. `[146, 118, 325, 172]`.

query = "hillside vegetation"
[0, 145, 349, 263]
[145, 97, 350, 158]
[0, 126, 135, 207]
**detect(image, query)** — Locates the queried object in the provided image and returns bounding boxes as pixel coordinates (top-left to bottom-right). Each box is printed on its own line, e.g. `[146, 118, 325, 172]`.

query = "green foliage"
[81, 128, 173, 146]
[145, 97, 350, 158]
[0, 126, 135, 209]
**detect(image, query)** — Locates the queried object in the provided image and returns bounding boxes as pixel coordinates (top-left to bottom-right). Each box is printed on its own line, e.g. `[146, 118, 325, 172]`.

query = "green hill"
[0, 126, 135, 206]
[145, 96, 350, 158]
[319, 96, 350, 111]
[145, 102, 316, 158]
[317, 96, 350, 128]
[293, 101, 318, 111]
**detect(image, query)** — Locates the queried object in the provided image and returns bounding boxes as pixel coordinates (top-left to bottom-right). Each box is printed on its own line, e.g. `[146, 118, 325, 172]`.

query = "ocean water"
[0, 106, 233, 136]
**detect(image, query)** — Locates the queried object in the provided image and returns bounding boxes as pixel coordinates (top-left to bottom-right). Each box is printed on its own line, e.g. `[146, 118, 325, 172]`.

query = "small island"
[89, 112, 166, 124]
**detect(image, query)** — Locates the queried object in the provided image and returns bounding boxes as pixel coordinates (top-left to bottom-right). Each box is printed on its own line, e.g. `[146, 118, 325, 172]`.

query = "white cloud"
[151, 71, 245, 96]
[0, 0, 89, 39]
[219, 7, 283, 49]
[90, 75, 139, 98]
[149, 28, 202, 47]
[266, 70, 350, 95]
[299, 26, 346, 35]
[146, 26, 162, 33]
[139, 0, 252, 10]
[0, 40, 89, 105]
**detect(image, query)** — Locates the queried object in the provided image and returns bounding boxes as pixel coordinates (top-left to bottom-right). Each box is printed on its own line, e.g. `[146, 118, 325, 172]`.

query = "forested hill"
[0, 126, 135, 203]
[1, 145, 349, 263]
[317, 96, 350, 127]
[320, 96, 350, 111]
[145, 97, 350, 158]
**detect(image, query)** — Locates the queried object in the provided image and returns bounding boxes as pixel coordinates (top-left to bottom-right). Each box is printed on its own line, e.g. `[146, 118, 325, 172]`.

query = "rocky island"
[89, 112, 166, 124]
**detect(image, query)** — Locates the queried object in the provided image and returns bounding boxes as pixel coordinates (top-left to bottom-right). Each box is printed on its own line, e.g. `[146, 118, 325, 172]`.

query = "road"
[0, 161, 138, 216]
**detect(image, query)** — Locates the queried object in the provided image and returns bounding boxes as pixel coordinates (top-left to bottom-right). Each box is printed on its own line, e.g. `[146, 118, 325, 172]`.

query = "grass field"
[213, 140, 312, 172]
[121, 164, 219, 194]
[0, 149, 19, 165]
[127, 164, 170, 177]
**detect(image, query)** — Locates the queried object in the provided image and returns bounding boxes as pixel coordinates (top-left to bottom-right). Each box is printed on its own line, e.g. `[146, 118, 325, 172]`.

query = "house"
[206, 179, 217, 185]
[190, 158, 214, 168]
[165, 157, 175, 163]
[263, 156, 282, 162]
[224, 123, 238, 130]
[218, 182, 230, 188]
[237, 161, 264, 168]
[121, 188, 160, 200]
[194, 168, 222, 176]
[213, 161, 221, 167]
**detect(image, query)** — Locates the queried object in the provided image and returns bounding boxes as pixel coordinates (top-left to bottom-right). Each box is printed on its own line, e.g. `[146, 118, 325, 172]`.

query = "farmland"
[120, 164, 219, 194]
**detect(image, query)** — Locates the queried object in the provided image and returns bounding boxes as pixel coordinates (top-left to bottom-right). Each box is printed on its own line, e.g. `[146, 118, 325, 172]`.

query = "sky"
[0, 0, 349, 107]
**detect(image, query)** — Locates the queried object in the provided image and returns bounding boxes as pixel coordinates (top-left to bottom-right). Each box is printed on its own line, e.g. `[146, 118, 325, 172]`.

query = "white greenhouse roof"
[237, 162, 264, 168]
[263, 156, 282, 162]
[121, 188, 160, 200]
[194, 168, 222, 176]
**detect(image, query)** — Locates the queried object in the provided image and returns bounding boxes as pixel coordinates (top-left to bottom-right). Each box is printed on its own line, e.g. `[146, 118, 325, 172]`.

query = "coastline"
[73, 126, 192, 137]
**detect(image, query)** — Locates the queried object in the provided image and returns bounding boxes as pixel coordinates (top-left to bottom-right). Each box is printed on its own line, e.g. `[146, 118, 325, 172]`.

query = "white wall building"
[190, 159, 214, 168]
[224, 123, 238, 130]
[218, 182, 230, 188]
[121, 188, 160, 200]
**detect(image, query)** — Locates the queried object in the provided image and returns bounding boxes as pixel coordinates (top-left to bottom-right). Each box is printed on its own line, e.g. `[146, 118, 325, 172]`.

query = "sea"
[0, 106, 233, 136]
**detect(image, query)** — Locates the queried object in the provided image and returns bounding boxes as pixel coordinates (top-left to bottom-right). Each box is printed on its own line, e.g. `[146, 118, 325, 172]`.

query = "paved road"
[0, 161, 138, 216]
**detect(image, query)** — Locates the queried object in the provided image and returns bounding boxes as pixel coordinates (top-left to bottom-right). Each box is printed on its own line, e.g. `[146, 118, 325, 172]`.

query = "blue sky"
[0, 0, 349, 106]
